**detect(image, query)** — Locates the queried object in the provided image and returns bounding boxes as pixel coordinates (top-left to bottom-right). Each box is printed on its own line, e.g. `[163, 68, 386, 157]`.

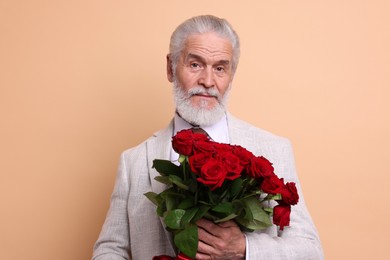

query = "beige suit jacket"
[92, 114, 324, 259]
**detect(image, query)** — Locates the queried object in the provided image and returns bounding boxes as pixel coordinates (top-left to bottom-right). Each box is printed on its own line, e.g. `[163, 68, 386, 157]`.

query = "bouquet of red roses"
[145, 129, 299, 259]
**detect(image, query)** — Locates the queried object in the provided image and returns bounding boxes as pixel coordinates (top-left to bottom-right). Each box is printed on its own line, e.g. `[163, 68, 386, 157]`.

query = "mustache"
[187, 86, 220, 98]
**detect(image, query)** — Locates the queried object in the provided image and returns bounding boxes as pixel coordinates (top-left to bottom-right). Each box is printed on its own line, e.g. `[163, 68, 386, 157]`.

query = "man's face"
[167, 32, 235, 125]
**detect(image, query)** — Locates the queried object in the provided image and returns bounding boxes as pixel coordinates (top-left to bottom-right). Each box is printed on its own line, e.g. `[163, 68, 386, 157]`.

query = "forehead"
[181, 32, 233, 61]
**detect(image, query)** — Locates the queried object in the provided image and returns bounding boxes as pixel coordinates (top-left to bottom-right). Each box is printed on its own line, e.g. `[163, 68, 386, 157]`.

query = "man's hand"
[195, 219, 246, 260]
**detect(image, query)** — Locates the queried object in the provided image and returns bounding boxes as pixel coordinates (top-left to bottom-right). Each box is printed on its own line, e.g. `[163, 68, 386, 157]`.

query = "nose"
[198, 67, 215, 88]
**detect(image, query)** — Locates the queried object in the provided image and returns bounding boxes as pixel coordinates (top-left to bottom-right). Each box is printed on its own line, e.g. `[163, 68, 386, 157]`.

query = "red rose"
[261, 174, 284, 194]
[153, 255, 175, 260]
[189, 152, 213, 174]
[214, 142, 233, 153]
[193, 140, 216, 154]
[273, 204, 291, 230]
[232, 145, 254, 168]
[175, 253, 192, 260]
[196, 158, 227, 190]
[280, 182, 299, 205]
[218, 152, 243, 180]
[172, 129, 208, 156]
[247, 156, 274, 179]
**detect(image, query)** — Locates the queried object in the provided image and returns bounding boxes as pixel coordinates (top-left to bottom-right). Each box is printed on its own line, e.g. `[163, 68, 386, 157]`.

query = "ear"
[166, 54, 174, 82]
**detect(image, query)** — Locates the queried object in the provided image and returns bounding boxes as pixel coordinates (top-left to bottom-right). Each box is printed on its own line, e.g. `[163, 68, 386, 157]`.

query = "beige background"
[1, 1, 389, 259]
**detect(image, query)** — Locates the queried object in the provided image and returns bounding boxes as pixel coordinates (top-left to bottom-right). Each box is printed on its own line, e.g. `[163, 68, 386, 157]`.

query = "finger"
[197, 238, 215, 254]
[197, 240, 221, 260]
[198, 226, 217, 248]
[196, 219, 223, 237]
[195, 251, 212, 260]
[217, 220, 238, 228]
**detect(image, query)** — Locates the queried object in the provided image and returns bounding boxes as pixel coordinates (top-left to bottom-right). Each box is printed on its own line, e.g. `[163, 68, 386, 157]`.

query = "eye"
[190, 62, 201, 69]
[215, 66, 225, 72]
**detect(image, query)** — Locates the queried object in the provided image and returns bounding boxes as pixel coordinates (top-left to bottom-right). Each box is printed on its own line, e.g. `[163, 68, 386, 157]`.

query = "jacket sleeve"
[246, 139, 324, 259]
[92, 152, 131, 260]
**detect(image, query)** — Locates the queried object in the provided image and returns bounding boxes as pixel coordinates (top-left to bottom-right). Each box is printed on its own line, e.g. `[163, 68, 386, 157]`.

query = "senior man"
[93, 15, 323, 260]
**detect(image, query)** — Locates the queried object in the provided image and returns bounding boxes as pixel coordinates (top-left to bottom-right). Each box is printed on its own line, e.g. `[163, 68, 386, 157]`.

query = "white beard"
[173, 79, 231, 126]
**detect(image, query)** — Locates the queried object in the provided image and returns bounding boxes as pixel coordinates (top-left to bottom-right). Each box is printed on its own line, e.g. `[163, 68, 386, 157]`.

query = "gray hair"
[169, 15, 240, 74]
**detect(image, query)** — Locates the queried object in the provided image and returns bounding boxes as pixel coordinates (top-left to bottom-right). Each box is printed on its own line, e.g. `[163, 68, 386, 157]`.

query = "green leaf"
[230, 178, 243, 198]
[177, 197, 195, 210]
[169, 175, 189, 190]
[145, 192, 166, 216]
[154, 176, 172, 185]
[160, 187, 185, 198]
[180, 207, 199, 227]
[243, 197, 257, 216]
[156, 202, 166, 217]
[243, 197, 271, 223]
[166, 194, 177, 211]
[235, 217, 272, 231]
[217, 184, 230, 201]
[159, 189, 185, 211]
[153, 159, 180, 176]
[193, 205, 211, 222]
[214, 213, 238, 223]
[236, 196, 272, 230]
[174, 224, 198, 259]
[207, 190, 218, 204]
[144, 192, 159, 206]
[164, 209, 186, 229]
[232, 200, 244, 215]
[212, 202, 233, 215]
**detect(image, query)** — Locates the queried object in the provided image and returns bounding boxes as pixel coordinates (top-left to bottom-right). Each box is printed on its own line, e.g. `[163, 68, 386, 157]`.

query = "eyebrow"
[186, 53, 231, 66]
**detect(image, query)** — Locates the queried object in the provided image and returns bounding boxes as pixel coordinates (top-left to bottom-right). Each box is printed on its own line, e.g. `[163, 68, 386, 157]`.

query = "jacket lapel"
[147, 120, 174, 194]
[227, 113, 247, 145]
[227, 113, 274, 158]
[146, 120, 177, 253]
